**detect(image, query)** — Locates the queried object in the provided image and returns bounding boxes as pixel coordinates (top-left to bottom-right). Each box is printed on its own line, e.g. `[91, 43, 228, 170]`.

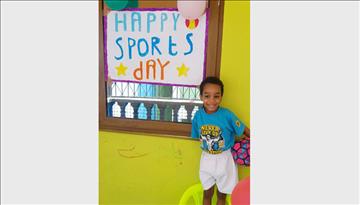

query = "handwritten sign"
[104, 9, 208, 87]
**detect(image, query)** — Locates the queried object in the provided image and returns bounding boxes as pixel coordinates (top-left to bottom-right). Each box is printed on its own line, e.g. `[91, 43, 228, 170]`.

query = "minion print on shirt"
[191, 107, 245, 152]
[200, 125, 224, 154]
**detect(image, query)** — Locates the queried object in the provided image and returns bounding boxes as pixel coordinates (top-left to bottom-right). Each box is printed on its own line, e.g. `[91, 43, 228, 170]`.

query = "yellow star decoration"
[177, 63, 190, 77]
[115, 63, 128, 76]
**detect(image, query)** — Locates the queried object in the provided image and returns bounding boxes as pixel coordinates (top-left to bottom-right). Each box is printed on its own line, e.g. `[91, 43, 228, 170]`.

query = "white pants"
[199, 149, 238, 194]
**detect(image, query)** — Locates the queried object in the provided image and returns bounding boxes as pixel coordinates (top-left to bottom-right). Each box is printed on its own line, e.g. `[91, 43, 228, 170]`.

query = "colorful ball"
[231, 136, 250, 166]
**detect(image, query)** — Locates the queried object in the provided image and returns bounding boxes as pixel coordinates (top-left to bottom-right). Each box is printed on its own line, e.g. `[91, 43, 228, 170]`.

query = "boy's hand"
[244, 127, 250, 138]
[235, 134, 248, 142]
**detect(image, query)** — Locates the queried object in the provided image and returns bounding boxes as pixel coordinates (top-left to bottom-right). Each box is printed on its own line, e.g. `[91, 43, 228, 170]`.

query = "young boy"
[191, 76, 250, 205]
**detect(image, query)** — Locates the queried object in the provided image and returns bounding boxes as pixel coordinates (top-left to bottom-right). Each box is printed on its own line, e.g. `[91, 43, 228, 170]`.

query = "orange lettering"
[146, 59, 156, 80]
[157, 58, 170, 80]
[133, 61, 143, 80]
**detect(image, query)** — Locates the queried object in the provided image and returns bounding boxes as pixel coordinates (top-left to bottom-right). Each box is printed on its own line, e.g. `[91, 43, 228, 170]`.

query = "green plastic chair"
[179, 183, 232, 205]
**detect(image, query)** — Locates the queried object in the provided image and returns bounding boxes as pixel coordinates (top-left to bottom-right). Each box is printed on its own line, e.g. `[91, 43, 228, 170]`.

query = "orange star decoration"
[177, 63, 190, 77]
[115, 63, 128, 76]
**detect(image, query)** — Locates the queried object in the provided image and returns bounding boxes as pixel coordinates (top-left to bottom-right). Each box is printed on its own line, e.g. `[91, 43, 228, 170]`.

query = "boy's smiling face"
[200, 83, 223, 114]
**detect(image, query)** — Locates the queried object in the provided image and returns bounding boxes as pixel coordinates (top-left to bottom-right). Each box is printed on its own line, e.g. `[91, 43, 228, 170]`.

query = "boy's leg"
[216, 189, 226, 205]
[203, 185, 215, 205]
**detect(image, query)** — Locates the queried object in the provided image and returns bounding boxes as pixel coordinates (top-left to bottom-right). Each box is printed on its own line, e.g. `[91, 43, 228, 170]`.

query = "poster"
[104, 8, 208, 87]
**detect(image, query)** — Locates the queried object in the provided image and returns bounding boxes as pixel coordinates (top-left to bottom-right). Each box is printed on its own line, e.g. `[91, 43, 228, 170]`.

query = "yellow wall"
[99, 2, 250, 204]
[220, 0, 251, 184]
[220, 1, 250, 127]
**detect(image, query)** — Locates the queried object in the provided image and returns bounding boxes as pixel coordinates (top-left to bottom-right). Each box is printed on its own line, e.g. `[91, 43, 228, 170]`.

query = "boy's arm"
[244, 126, 250, 137]
[190, 113, 199, 139]
[235, 126, 250, 142]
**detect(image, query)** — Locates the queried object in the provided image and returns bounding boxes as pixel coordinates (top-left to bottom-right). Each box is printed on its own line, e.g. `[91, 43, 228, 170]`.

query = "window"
[107, 82, 202, 122]
[99, 0, 224, 136]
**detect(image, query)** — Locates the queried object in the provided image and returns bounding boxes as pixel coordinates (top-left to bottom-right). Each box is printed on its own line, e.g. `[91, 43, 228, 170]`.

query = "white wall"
[251, 1, 359, 204]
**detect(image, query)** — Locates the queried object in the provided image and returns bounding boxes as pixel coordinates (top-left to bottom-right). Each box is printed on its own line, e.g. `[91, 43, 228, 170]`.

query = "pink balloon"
[231, 177, 250, 205]
[177, 0, 207, 20]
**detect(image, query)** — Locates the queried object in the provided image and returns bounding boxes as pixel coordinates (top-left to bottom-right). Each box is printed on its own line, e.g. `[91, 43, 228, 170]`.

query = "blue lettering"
[147, 13, 156, 33]
[168, 36, 177, 56]
[115, 37, 124, 60]
[131, 12, 141, 32]
[127, 37, 136, 60]
[138, 38, 149, 57]
[172, 13, 180, 31]
[151, 37, 162, 55]
[184, 33, 193, 55]
[115, 13, 126, 32]
[160, 13, 168, 32]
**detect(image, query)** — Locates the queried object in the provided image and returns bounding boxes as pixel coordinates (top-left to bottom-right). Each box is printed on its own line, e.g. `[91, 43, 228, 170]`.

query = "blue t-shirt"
[191, 107, 245, 153]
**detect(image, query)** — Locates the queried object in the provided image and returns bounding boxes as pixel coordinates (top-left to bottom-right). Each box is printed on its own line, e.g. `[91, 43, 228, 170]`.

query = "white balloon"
[177, 0, 207, 20]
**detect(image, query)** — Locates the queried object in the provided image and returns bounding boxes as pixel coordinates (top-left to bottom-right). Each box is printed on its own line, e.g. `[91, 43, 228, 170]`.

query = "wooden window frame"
[99, 0, 224, 137]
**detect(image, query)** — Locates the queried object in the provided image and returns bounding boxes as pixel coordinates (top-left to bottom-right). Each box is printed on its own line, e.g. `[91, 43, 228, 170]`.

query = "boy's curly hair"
[199, 76, 224, 96]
